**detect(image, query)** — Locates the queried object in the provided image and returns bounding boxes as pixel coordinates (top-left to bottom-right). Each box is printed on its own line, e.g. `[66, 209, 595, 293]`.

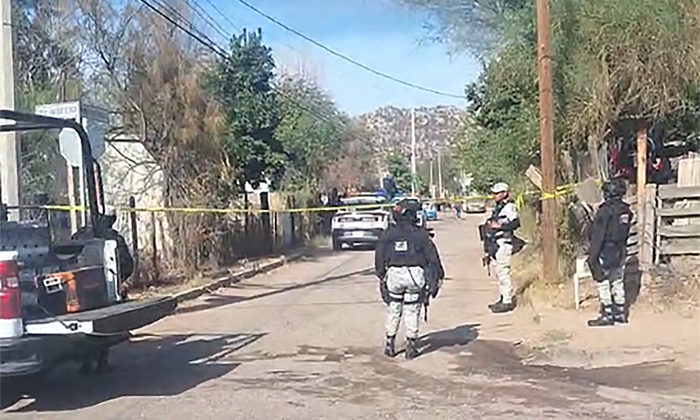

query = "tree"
[398, 0, 530, 56]
[387, 152, 414, 193]
[208, 28, 285, 191]
[13, 0, 80, 202]
[403, 0, 700, 185]
[323, 129, 376, 191]
[561, 0, 700, 149]
[275, 74, 344, 190]
[77, 0, 229, 270]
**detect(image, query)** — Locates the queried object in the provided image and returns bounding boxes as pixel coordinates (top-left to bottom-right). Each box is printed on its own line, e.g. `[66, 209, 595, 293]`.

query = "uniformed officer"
[486, 182, 520, 314]
[587, 177, 633, 327]
[73, 206, 134, 285]
[375, 199, 445, 360]
[72, 205, 134, 374]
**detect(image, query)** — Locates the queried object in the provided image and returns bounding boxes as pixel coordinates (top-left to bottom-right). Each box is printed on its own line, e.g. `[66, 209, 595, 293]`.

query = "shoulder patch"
[394, 240, 408, 252]
[619, 214, 630, 225]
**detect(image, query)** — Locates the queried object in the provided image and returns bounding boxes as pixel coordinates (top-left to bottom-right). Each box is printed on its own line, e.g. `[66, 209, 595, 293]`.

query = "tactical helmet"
[393, 199, 418, 224]
[602, 177, 627, 200]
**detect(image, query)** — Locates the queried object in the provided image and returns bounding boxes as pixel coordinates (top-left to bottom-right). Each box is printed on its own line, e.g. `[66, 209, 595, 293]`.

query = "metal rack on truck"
[0, 109, 176, 378]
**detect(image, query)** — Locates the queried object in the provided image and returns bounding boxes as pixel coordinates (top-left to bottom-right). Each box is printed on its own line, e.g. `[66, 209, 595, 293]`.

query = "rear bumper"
[25, 296, 177, 335]
[0, 336, 44, 377]
[335, 229, 384, 243]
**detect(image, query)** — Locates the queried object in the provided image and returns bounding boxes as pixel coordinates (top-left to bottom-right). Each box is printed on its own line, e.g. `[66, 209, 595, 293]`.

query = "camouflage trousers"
[494, 240, 513, 304]
[385, 266, 425, 339]
[596, 266, 626, 307]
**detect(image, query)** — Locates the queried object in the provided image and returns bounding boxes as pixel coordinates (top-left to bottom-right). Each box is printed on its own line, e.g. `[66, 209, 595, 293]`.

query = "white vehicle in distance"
[390, 196, 426, 227]
[331, 194, 390, 250]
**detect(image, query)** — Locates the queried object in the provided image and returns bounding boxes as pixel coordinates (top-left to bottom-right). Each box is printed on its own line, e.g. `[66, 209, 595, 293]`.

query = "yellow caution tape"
[13, 178, 601, 215]
[11, 202, 397, 215]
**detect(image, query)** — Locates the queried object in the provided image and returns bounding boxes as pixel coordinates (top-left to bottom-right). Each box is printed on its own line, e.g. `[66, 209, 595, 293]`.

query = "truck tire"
[332, 234, 342, 251]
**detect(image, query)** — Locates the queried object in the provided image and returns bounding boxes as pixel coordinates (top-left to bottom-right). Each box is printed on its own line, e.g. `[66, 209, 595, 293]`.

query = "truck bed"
[25, 296, 177, 335]
[1, 297, 176, 377]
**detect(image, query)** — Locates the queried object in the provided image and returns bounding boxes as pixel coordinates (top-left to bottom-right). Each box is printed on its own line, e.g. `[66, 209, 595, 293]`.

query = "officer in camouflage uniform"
[375, 199, 444, 360]
[587, 178, 633, 327]
[486, 182, 520, 314]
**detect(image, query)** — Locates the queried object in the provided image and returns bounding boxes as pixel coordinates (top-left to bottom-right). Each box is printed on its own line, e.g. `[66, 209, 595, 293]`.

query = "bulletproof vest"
[599, 199, 632, 268]
[488, 199, 515, 240]
[489, 201, 505, 222]
[386, 225, 428, 268]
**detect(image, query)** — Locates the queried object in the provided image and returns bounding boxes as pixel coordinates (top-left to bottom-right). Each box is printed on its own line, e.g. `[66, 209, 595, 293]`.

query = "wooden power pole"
[535, 0, 558, 283]
[636, 127, 648, 204]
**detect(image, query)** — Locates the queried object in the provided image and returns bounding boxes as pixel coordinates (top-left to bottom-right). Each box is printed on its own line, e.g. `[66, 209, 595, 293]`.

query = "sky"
[203, 0, 481, 116]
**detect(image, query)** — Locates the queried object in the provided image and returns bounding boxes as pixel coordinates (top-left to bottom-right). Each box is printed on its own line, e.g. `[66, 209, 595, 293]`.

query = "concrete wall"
[99, 138, 171, 256]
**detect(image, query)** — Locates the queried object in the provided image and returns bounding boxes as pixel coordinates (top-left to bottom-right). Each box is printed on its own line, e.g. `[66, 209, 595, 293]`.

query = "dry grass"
[641, 258, 700, 314]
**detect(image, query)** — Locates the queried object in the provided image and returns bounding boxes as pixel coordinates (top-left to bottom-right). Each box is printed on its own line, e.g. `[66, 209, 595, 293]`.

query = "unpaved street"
[2, 217, 699, 419]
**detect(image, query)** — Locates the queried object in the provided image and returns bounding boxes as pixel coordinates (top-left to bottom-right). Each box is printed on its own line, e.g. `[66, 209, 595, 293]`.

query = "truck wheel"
[332, 234, 342, 251]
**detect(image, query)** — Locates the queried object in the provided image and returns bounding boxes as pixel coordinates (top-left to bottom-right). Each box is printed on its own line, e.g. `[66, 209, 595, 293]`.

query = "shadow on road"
[295, 244, 374, 262]
[177, 265, 375, 316]
[418, 323, 480, 356]
[2, 332, 265, 413]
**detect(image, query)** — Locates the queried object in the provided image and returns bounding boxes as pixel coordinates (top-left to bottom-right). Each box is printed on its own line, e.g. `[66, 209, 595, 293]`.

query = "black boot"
[384, 336, 396, 358]
[613, 304, 628, 324]
[405, 338, 419, 360]
[487, 296, 503, 311]
[587, 305, 614, 327]
[490, 300, 516, 314]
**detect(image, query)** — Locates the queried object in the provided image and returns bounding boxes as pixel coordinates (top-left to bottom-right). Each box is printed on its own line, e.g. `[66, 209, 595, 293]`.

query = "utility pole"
[410, 107, 417, 196]
[0, 0, 20, 221]
[636, 127, 647, 205]
[535, 0, 558, 283]
[429, 152, 435, 200]
[437, 149, 443, 199]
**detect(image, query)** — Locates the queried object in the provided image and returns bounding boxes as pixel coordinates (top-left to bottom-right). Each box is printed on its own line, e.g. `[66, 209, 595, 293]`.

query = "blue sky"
[203, 0, 481, 115]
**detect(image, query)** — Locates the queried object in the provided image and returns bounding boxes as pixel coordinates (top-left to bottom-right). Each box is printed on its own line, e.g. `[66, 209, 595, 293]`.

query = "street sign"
[58, 128, 82, 166]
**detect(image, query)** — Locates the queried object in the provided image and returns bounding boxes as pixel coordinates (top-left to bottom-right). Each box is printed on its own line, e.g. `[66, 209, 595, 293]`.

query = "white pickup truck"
[331, 195, 390, 250]
[0, 110, 176, 379]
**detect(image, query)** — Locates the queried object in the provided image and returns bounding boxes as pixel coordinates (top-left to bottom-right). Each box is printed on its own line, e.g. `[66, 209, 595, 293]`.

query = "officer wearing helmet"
[587, 177, 633, 327]
[73, 205, 134, 292]
[485, 182, 520, 313]
[71, 205, 134, 373]
[375, 198, 445, 360]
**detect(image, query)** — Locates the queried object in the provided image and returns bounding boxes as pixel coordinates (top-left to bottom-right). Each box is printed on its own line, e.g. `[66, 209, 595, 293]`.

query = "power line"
[137, 0, 355, 133]
[196, 0, 391, 95]
[186, 0, 236, 41]
[233, 0, 466, 99]
[148, 0, 226, 56]
[198, 0, 240, 32]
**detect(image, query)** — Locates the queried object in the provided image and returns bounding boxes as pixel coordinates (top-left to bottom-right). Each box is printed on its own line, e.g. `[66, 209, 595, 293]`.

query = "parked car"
[424, 202, 438, 221]
[331, 195, 390, 250]
[464, 199, 487, 213]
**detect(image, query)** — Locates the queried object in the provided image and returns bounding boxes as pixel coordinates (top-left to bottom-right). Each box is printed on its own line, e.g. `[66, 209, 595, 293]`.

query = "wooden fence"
[654, 184, 700, 262]
[640, 185, 700, 266]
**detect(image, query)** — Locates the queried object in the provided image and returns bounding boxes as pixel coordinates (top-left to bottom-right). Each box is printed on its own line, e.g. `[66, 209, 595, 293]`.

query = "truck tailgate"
[24, 296, 177, 335]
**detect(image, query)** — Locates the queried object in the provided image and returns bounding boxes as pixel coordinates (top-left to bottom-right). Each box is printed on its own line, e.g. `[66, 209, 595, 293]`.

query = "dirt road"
[2, 217, 699, 419]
